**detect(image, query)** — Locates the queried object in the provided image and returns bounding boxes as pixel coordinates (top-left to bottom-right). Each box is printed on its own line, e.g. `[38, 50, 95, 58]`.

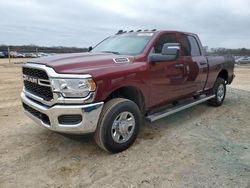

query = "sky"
[0, 0, 249, 48]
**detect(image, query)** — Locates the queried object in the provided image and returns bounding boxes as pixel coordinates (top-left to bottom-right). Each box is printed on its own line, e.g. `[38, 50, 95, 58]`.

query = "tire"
[208, 78, 226, 107]
[94, 98, 141, 153]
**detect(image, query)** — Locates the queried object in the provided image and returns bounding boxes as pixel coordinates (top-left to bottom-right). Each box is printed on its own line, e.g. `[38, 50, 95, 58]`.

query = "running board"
[146, 94, 216, 122]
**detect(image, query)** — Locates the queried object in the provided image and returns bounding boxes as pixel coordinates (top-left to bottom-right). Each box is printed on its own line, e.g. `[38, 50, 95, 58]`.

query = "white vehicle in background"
[37, 52, 49, 57]
[17, 53, 26, 58]
[25, 53, 38, 58]
[236, 57, 250, 64]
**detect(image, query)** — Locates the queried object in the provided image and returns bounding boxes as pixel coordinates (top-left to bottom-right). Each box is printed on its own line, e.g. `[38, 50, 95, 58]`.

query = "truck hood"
[31, 52, 136, 76]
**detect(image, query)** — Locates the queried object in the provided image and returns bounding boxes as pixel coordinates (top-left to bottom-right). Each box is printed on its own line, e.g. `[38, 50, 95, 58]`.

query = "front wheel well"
[217, 69, 228, 83]
[104, 86, 145, 114]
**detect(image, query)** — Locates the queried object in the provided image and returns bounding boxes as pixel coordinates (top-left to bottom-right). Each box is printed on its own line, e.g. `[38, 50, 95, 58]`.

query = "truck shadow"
[36, 87, 248, 154]
[137, 88, 248, 144]
[52, 102, 209, 153]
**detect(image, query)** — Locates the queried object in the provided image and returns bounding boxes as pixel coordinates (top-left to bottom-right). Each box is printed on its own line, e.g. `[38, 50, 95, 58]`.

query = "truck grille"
[23, 103, 51, 125]
[22, 67, 53, 101]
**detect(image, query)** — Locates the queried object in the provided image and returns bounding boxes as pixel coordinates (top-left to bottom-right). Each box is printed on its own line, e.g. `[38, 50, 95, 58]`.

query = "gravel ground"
[0, 60, 249, 188]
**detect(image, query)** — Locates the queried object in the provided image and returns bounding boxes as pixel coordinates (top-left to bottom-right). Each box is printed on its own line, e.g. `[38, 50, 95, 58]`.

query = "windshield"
[91, 33, 154, 55]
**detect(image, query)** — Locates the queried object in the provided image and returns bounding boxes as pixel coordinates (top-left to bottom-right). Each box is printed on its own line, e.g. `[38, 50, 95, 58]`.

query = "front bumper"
[21, 92, 103, 134]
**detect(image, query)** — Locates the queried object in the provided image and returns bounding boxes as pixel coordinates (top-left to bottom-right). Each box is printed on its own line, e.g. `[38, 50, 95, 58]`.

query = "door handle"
[175, 64, 184, 68]
[199, 62, 207, 66]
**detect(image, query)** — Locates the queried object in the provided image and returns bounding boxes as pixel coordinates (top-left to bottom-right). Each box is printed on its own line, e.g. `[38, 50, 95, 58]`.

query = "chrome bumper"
[21, 92, 104, 134]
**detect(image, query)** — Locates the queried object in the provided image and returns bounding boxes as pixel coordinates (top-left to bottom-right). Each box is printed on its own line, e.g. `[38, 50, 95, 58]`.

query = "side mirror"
[149, 43, 180, 63]
[88, 46, 93, 52]
[161, 43, 180, 56]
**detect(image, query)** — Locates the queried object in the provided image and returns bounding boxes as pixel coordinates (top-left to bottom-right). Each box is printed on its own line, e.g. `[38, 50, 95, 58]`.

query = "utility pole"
[8, 47, 11, 63]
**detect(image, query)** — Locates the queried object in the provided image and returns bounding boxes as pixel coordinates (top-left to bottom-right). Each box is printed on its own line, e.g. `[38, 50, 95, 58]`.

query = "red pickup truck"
[21, 30, 235, 153]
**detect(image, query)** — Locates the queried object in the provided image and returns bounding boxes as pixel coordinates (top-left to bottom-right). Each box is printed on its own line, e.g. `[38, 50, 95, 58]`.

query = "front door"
[149, 33, 189, 108]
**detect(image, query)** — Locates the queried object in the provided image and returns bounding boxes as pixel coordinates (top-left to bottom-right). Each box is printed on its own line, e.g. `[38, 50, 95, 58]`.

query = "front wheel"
[94, 98, 141, 153]
[208, 78, 226, 106]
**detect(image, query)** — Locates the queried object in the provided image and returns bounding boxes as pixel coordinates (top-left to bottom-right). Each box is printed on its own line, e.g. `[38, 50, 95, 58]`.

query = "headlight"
[51, 78, 96, 98]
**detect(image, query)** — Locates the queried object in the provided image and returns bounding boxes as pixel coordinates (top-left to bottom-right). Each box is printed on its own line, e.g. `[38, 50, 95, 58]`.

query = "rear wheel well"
[105, 87, 145, 114]
[217, 69, 228, 83]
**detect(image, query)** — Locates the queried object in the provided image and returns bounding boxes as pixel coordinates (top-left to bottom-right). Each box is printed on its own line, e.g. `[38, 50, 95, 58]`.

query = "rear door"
[179, 34, 208, 94]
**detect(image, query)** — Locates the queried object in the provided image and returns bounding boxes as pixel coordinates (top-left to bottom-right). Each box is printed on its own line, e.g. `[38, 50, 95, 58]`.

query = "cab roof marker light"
[116, 30, 125, 35]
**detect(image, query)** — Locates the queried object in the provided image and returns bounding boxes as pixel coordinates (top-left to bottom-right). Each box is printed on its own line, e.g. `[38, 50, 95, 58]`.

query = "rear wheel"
[94, 98, 141, 153]
[208, 78, 226, 106]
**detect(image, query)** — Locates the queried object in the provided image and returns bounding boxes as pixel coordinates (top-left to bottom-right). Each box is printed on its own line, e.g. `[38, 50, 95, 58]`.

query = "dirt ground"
[0, 59, 249, 188]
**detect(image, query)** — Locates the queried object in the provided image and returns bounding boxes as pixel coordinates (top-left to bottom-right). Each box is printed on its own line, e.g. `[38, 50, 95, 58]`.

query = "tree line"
[1, 45, 250, 56]
[0, 45, 88, 53]
[207, 48, 250, 56]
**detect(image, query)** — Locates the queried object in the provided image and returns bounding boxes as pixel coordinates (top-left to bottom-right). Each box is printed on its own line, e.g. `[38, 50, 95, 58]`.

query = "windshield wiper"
[101, 51, 120, 55]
